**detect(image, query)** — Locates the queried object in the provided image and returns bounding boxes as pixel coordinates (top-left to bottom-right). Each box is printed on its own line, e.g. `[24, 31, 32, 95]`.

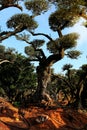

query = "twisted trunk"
[32, 48, 64, 103]
[34, 65, 52, 102]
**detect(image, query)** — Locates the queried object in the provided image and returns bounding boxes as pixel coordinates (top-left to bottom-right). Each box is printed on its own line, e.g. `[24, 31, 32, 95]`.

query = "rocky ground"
[0, 97, 87, 130]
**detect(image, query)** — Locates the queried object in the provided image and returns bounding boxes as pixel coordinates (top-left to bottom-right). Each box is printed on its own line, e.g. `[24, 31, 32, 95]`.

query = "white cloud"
[67, 18, 87, 47]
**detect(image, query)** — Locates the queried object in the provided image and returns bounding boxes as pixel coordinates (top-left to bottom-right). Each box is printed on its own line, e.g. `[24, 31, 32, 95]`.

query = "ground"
[0, 97, 87, 130]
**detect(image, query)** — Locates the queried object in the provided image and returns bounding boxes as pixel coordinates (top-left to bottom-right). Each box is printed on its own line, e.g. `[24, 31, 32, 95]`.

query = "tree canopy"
[0, 45, 37, 106]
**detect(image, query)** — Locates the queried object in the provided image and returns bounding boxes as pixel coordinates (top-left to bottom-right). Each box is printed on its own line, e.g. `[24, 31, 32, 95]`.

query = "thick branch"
[0, 28, 23, 41]
[32, 44, 46, 60]
[45, 48, 64, 66]
[0, 4, 22, 11]
[15, 34, 46, 62]
[57, 28, 63, 37]
[15, 34, 46, 61]
[30, 31, 53, 41]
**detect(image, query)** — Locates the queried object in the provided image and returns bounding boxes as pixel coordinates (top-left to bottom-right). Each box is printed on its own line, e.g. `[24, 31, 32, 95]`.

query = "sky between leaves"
[0, 2, 87, 74]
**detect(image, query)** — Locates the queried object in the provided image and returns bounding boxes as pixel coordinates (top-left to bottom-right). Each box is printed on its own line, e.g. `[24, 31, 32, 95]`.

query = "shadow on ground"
[0, 97, 87, 130]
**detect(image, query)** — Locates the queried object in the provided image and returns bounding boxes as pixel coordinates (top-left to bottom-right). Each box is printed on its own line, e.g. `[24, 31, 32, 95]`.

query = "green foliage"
[0, 0, 16, 6]
[25, 0, 49, 15]
[25, 45, 42, 59]
[47, 33, 79, 54]
[47, 63, 86, 107]
[0, 45, 5, 53]
[47, 40, 59, 54]
[49, 9, 79, 31]
[13, 101, 21, 107]
[47, 74, 64, 100]
[58, 33, 79, 49]
[0, 45, 16, 62]
[0, 87, 6, 97]
[15, 33, 30, 41]
[24, 39, 45, 59]
[77, 64, 87, 78]
[49, 0, 87, 31]
[7, 13, 38, 30]
[67, 50, 81, 59]
[25, 46, 35, 58]
[58, 63, 87, 107]
[29, 39, 45, 48]
[81, 64, 87, 71]
[62, 64, 73, 71]
[56, 0, 85, 9]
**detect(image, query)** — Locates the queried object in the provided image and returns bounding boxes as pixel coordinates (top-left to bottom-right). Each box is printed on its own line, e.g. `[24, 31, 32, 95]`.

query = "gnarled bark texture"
[35, 65, 51, 102]
[32, 48, 64, 103]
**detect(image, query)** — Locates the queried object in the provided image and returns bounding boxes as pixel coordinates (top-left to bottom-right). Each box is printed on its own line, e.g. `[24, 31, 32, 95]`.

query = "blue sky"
[0, 4, 87, 74]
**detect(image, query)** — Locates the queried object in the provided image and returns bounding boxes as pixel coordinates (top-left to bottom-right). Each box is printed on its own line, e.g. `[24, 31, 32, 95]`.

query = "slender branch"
[30, 31, 53, 41]
[15, 34, 46, 60]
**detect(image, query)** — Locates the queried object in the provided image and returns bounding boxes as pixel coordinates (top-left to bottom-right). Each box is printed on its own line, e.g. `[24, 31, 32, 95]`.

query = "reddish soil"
[0, 97, 87, 130]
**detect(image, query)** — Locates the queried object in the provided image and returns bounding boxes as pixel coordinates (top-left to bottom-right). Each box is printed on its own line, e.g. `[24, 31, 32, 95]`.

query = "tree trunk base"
[29, 91, 55, 108]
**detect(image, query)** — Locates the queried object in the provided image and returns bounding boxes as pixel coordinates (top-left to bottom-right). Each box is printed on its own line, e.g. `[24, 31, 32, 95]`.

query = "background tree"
[0, 45, 37, 106]
[53, 64, 87, 108]
[62, 64, 78, 104]
[14, 0, 82, 103]
[0, 0, 87, 104]
[75, 64, 87, 108]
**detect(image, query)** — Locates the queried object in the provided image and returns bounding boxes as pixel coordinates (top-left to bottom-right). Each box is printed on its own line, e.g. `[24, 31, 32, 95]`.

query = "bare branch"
[0, 59, 10, 64]
[15, 34, 46, 59]
[30, 31, 53, 41]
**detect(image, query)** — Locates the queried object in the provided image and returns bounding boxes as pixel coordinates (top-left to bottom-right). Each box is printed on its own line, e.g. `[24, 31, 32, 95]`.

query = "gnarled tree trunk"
[32, 48, 64, 103]
[34, 65, 52, 102]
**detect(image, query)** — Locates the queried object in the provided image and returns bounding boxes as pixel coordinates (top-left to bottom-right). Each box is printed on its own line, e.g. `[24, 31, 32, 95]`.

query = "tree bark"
[74, 80, 84, 108]
[33, 65, 52, 102]
[32, 48, 64, 103]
